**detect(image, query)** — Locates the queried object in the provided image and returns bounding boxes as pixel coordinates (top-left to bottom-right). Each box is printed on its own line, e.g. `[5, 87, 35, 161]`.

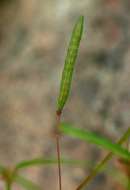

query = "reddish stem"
[55, 112, 62, 190]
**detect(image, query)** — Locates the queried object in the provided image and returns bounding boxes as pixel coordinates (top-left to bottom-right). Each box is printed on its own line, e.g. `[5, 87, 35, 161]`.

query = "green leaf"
[61, 123, 130, 160]
[75, 128, 130, 190]
[14, 175, 40, 190]
[15, 158, 59, 170]
[57, 16, 84, 113]
[15, 158, 88, 170]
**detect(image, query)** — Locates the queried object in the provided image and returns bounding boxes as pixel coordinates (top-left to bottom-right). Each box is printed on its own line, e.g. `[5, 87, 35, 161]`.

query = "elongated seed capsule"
[57, 16, 84, 113]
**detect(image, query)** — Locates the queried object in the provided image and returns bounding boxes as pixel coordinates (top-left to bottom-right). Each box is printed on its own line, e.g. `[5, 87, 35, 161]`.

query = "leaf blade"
[61, 123, 130, 160]
[15, 158, 88, 170]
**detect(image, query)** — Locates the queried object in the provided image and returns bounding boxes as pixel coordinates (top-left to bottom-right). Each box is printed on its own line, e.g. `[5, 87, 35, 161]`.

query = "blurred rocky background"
[0, 0, 130, 189]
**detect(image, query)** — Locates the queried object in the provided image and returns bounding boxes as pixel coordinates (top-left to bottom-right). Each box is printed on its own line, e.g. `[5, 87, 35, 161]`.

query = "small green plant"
[0, 16, 129, 190]
[55, 15, 84, 190]
[54, 15, 130, 190]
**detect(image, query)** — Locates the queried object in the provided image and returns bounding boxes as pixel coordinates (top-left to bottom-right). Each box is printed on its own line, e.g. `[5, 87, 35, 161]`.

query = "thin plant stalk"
[55, 112, 62, 190]
[76, 128, 130, 190]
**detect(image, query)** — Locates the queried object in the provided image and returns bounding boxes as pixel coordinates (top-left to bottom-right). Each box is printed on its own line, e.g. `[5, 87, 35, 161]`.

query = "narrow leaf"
[57, 16, 84, 113]
[15, 158, 88, 170]
[15, 158, 59, 170]
[61, 123, 130, 160]
[75, 127, 130, 190]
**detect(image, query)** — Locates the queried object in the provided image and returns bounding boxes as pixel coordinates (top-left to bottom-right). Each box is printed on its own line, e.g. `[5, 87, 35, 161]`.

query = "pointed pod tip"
[79, 15, 84, 24]
[76, 16, 84, 33]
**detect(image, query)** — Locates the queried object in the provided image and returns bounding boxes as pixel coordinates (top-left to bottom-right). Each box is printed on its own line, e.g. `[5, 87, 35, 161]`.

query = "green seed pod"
[57, 16, 84, 113]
